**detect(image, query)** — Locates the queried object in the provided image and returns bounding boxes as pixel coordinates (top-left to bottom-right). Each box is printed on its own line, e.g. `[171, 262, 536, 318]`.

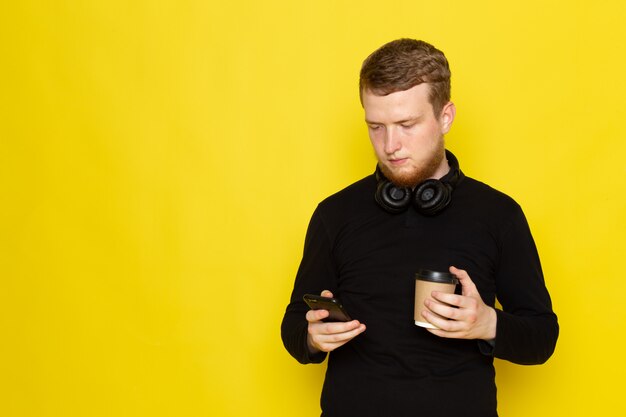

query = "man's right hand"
[306, 290, 366, 354]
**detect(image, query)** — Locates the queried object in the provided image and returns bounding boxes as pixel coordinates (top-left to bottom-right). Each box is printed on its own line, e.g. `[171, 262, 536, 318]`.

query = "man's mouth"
[389, 158, 408, 166]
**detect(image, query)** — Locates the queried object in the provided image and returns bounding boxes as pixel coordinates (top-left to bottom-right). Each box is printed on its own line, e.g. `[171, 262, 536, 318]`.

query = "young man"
[281, 39, 558, 417]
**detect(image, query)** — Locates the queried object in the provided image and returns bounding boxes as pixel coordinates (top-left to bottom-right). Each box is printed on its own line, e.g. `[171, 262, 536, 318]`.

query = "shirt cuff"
[477, 338, 496, 356]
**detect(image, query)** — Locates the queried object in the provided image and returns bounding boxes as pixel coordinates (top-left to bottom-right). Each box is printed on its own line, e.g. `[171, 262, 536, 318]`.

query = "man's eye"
[369, 125, 381, 130]
[401, 123, 415, 128]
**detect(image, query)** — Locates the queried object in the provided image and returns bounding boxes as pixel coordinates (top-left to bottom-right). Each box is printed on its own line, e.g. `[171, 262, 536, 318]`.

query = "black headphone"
[374, 150, 463, 216]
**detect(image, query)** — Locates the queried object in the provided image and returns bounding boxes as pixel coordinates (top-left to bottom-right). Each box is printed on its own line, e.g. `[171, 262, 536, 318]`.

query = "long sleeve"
[492, 205, 559, 364]
[281, 207, 337, 364]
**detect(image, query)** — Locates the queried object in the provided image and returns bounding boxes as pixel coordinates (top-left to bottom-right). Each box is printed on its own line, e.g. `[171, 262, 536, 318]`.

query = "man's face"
[363, 83, 455, 187]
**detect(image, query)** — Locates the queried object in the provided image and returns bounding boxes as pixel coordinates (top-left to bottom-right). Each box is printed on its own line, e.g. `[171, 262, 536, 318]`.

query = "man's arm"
[489, 206, 559, 364]
[281, 208, 366, 363]
[419, 205, 558, 365]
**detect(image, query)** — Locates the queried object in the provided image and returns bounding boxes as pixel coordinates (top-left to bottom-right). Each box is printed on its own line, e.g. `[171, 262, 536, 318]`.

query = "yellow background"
[2, 1, 625, 416]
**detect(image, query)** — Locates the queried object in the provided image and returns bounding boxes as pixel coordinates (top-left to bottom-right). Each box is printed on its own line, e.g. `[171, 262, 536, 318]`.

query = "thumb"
[449, 266, 478, 297]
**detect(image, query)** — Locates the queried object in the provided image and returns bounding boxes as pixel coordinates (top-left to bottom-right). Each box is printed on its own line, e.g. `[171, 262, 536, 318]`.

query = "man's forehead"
[363, 84, 433, 121]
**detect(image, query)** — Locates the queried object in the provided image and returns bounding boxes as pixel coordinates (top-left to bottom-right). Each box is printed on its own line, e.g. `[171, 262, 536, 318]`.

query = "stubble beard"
[379, 141, 445, 188]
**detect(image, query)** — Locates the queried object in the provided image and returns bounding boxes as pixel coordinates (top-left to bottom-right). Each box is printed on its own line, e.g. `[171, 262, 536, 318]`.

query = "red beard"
[379, 144, 445, 188]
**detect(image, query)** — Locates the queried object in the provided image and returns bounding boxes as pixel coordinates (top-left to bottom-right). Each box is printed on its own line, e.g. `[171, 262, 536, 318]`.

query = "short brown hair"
[359, 39, 451, 117]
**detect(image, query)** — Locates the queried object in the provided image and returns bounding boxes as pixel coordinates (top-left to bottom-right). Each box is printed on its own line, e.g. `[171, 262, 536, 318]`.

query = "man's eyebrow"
[365, 116, 420, 124]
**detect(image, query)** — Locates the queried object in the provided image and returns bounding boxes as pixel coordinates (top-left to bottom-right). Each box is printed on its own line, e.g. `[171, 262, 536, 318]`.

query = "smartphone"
[303, 294, 352, 322]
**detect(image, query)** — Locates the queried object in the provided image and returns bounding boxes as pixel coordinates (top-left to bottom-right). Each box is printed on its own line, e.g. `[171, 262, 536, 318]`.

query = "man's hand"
[307, 290, 366, 354]
[422, 266, 497, 341]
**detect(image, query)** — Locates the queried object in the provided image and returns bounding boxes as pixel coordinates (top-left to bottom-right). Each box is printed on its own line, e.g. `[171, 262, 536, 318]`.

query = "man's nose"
[384, 128, 401, 154]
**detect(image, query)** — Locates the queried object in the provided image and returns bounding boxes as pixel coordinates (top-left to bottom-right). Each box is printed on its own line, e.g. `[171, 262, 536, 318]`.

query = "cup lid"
[415, 269, 459, 284]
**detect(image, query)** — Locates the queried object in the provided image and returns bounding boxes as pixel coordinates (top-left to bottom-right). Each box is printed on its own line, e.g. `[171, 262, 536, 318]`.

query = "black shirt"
[281, 153, 558, 417]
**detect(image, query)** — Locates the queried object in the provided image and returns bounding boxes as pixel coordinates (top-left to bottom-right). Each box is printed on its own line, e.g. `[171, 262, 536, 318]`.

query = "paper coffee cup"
[414, 269, 459, 328]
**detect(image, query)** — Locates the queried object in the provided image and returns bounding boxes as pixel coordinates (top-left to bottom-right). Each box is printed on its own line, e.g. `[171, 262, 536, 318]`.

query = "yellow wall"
[2, 1, 625, 416]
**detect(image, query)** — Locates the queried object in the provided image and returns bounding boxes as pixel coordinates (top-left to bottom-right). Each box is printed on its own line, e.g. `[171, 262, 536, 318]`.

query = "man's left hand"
[422, 266, 497, 341]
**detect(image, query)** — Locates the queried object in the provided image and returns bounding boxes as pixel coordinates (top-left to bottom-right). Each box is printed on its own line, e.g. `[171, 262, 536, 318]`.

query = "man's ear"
[440, 102, 456, 134]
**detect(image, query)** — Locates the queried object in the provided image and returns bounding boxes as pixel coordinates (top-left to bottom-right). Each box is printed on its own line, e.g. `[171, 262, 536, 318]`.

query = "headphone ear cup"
[413, 180, 452, 216]
[375, 180, 412, 213]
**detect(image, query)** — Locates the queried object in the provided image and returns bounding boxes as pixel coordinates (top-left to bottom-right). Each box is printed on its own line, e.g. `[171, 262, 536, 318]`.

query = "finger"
[424, 297, 462, 320]
[429, 291, 463, 308]
[321, 290, 334, 298]
[321, 322, 366, 340]
[313, 323, 366, 351]
[308, 320, 364, 353]
[449, 266, 479, 297]
[425, 326, 466, 339]
[306, 308, 329, 323]
[421, 310, 466, 334]
[312, 319, 363, 335]
[430, 291, 479, 312]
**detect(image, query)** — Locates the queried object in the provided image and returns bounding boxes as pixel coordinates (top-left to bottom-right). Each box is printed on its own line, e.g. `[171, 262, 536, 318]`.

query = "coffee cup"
[414, 269, 459, 328]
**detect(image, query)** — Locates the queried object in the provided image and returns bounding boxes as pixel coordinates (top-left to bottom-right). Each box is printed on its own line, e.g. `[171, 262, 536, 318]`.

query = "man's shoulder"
[312, 173, 378, 229]
[318, 173, 377, 211]
[461, 176, 517, 200]
[457, 175, 524, 218]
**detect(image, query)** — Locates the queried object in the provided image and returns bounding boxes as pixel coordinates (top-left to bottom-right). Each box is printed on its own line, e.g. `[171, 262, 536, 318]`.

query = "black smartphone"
[303, 294, 352, 322]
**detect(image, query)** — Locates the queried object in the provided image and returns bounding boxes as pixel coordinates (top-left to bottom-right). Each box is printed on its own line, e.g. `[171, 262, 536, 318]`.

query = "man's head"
[359, 39, 451, 119]
[360, 39, 455, 188]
